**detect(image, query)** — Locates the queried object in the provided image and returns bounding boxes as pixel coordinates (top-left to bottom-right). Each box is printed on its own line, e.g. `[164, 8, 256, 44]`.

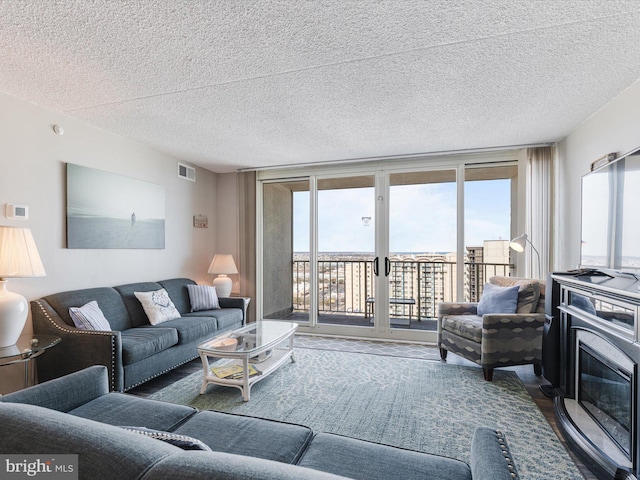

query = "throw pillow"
[477, 283, 520, 316]
[120, 427, 211, 451]
[134, 288, 181, 325]
[186, 284, 220, 312]
[69, 301, 111, 331]
[489, 276, 542, 313]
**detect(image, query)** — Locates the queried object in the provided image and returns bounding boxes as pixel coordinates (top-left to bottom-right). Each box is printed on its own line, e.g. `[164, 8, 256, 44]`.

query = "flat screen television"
[581, 145, 640, 272]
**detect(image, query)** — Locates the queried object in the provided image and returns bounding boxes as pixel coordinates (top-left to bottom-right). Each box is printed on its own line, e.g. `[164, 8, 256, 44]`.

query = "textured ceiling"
[2, 1, 640, 173]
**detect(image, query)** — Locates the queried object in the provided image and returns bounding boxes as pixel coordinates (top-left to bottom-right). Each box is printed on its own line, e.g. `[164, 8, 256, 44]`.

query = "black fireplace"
[579, 342, 633, 459]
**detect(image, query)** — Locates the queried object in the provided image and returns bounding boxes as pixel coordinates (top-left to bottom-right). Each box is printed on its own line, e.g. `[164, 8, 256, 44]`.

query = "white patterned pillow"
[69, 301, 111, 331]
[134, 288, 181, 325]
[186, 284, 220, 312]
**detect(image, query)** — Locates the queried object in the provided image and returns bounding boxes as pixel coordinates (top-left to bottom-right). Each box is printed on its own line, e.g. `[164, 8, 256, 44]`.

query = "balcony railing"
[293, 259, 513, 321]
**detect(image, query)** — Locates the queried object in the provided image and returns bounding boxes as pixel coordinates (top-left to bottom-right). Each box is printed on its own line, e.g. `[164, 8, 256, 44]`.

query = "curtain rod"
[237, 143, 555, 172]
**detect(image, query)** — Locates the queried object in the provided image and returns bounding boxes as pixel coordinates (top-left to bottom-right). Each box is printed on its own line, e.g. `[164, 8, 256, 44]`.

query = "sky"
[293, 179, 511, 253]
[67, 163, 165, 220]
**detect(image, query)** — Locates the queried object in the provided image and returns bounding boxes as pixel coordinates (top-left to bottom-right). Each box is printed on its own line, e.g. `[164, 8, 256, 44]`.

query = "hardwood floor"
[129, 336, 594, 479]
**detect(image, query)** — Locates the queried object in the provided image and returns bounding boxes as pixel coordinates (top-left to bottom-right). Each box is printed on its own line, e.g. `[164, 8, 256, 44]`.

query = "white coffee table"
[197, 320, 297, 401]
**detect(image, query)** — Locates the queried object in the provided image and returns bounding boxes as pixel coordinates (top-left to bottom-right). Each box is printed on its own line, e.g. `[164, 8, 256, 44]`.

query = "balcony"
[280, 257, 513, 330]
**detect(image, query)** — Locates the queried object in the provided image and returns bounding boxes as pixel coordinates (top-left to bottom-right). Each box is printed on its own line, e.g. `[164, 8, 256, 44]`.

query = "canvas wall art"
[66, 163, 166, 249]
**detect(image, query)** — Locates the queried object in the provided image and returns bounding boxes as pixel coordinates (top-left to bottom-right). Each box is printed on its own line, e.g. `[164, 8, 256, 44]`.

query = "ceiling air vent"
[178, 162, 196, 182]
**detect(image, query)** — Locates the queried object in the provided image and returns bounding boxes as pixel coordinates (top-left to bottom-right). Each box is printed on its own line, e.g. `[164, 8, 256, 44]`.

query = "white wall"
[0, 92, 220, 392]
[556, 78, 640, 271]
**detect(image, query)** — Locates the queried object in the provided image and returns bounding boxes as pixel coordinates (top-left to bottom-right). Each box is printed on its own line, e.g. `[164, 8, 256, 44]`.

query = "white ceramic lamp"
[0, 226, 46, 347]
[207, 254, 238, 298]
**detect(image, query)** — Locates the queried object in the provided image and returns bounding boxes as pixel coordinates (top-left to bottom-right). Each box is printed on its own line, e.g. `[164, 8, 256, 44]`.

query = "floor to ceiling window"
[257, 153, 519, 342]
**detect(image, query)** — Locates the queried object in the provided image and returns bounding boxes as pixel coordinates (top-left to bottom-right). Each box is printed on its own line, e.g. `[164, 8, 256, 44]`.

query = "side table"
[0, 334, 61, 390]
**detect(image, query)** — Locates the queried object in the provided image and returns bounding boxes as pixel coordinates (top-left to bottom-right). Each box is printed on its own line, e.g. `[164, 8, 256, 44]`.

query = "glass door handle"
[385, 257, 391, 276]
[374, 257, 379, 276]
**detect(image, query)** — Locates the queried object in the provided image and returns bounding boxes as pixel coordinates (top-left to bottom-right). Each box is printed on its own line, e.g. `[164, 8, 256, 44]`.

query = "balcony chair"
[437, 276, 545, 381]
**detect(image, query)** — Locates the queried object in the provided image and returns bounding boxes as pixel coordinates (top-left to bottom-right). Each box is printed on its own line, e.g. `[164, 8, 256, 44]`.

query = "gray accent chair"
[437, 276, 545, 381]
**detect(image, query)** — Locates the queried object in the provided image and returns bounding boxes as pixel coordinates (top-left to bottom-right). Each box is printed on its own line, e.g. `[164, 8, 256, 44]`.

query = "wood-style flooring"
[129, 335, 593, 480]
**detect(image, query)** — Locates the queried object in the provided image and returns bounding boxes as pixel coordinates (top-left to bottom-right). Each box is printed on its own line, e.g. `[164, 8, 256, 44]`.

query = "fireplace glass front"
[579, 343, 633, 459]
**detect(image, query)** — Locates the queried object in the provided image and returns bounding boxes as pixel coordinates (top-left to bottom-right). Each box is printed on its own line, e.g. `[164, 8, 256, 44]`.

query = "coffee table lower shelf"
[199, 346, 295, 401]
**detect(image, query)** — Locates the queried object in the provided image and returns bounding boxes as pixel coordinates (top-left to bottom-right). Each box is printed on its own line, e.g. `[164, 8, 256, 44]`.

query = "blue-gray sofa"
[0, 366, 519, 480]
[31, 278, 246, 391]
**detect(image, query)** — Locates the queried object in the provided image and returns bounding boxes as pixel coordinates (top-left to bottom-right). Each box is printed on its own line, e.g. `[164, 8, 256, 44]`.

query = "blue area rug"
[149, 348, 584, 480]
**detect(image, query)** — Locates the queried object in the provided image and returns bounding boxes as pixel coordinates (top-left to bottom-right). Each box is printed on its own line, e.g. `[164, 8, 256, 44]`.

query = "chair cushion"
[121, 327, 178, 365]
[441, 314, 482, 343]
[489, 276, 542, 313]
[477, 283, 519, 315]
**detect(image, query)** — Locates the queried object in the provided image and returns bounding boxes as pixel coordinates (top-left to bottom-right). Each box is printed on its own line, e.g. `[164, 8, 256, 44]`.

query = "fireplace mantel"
[547, 272, 640, 480]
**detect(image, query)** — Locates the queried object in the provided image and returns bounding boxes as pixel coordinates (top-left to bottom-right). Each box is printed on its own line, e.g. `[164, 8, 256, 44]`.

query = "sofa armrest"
[470, 427, 519, 480]
[0, 366, 110, 411]
[218, 297, 249, 324]
[31, 299, 125, 391]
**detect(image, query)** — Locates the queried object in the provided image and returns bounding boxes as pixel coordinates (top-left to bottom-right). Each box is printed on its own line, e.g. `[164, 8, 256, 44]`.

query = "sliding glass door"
[258, 154, 518, 342]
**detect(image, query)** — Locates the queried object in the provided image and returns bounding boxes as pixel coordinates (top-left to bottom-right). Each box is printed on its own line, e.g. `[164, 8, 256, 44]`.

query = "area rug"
[148, 348, 584, 480]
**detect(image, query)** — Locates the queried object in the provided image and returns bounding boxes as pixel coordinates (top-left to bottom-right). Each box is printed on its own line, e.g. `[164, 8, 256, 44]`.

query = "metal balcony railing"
[293, 259, 513, 320]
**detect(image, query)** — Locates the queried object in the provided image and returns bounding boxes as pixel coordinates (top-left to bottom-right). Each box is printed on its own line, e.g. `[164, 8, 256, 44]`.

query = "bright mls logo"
[1, 455, 78, 479]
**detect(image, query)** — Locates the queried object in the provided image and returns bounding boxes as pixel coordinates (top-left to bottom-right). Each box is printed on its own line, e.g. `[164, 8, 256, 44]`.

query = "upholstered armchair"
[437, 276, 545, 381]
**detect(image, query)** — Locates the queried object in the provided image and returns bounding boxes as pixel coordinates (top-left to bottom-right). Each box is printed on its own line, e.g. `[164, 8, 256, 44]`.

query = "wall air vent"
[178, 162, 196, 182]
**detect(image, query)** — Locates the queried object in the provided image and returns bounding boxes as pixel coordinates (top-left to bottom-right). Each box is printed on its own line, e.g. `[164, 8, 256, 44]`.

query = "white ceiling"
[2, 1, 640, 173]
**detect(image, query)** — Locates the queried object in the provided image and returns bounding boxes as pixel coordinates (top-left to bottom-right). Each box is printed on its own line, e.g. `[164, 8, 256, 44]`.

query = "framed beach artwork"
[66, 163, 165, 249]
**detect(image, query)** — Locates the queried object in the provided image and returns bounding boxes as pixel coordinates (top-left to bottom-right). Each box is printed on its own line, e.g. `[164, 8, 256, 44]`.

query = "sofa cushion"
[135, 288, 182, 325]
[68, 392, 197, 431]
[298, 432, 472, 480]
[489, 276, 542, 314]
[184, 308, 243, 330]
[152, 316, 218, 345]
[186, 284, 221, 311]
[0, 402, 180, 480]
[143, 451, 352, 480]
[121, 327, 179, 365]
[69, 300, 112, 330]
[44, 287, 132, 331]
[477, 283, 519, 315]
[173, 411, 313, 464]
[441, 314, 482, 343]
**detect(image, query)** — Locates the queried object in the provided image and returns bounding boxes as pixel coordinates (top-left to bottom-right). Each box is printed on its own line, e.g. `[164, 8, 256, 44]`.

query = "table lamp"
[0, 226, 46, 347]
[207, 254, 238, 298]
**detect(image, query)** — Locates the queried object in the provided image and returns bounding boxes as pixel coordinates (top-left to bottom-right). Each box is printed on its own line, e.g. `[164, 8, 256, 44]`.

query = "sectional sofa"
[0, 366, 519, 480]
[31, 278, 246, 391]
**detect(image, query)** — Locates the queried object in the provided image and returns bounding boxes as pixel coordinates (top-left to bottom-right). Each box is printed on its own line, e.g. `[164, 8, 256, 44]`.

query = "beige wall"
[0, 92, 221, 392]
[555, 79, 640, 271]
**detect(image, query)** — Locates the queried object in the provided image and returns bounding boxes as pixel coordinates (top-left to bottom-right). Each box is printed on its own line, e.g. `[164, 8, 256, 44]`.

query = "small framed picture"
[193, 215, 208, 228]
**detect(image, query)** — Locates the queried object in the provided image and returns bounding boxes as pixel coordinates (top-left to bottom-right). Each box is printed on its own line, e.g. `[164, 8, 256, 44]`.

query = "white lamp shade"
[0, 226, 46, 347]
[0, 227, 46, 277]
[509, 234, 527, 253]
[207, 254, 238, 275]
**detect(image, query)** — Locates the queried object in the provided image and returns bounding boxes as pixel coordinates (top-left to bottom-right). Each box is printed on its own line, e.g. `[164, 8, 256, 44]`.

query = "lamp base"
[213, 275, 233, 298]
[0, 280, 28, 348]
